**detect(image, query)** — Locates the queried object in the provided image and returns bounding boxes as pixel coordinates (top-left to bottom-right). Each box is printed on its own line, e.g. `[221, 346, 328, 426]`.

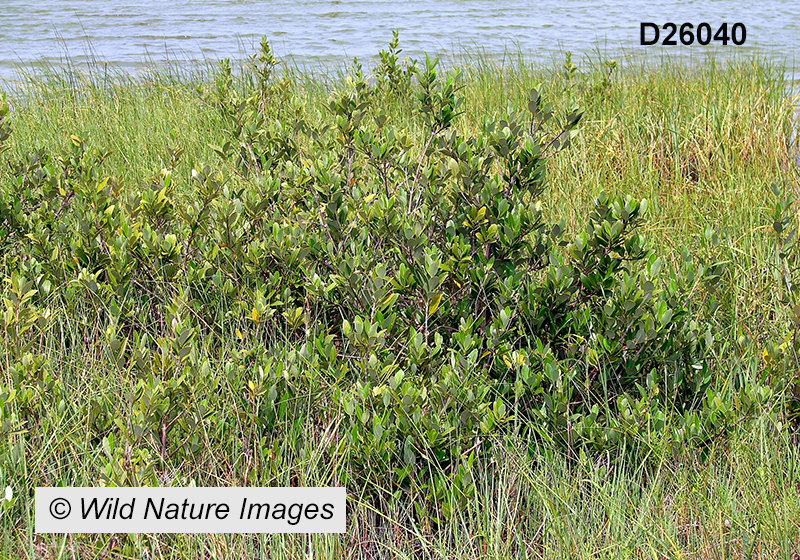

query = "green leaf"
[649, 258, 661, 277]
[660, 308, 673, 328]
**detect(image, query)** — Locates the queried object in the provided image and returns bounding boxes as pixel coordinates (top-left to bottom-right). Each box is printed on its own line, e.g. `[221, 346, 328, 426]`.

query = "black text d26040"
[640, 23, 746, 46]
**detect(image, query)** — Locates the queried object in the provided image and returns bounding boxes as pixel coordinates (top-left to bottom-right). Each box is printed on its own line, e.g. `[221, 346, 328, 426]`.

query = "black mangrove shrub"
[0, 36, 768, 503]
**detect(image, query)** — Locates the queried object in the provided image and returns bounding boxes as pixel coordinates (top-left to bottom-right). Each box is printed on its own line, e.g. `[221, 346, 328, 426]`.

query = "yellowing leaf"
[427, 293, 442, 316]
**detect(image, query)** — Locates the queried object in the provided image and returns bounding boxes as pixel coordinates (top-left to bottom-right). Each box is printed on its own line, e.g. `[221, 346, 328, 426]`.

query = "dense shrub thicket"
[0, 39, 796, 512]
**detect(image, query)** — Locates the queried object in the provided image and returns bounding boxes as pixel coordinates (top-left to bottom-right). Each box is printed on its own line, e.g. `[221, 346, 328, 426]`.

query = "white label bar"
[35, 487, 346, 533]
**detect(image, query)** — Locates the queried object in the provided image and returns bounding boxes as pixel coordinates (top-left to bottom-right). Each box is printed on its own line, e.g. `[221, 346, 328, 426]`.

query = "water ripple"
[0, 0, 797, 78]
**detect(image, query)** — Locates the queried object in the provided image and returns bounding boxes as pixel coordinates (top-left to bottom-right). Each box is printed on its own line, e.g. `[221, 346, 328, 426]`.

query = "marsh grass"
[10, 423, 800, 558]
[1, 49, 799, 558]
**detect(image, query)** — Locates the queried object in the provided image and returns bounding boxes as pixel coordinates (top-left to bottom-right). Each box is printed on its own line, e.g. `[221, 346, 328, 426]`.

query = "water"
[0, 0, 797, 80]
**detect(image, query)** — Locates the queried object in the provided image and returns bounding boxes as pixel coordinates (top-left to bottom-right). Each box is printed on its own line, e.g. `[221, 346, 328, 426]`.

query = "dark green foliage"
[376, 30, 416, 95]
[764, 183, 800, 431]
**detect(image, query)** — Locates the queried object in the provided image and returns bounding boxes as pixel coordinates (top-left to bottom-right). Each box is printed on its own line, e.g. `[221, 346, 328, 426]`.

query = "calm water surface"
[0, 0, 798, 79]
